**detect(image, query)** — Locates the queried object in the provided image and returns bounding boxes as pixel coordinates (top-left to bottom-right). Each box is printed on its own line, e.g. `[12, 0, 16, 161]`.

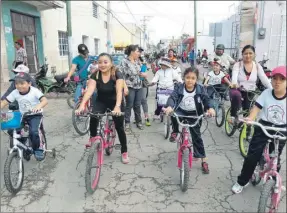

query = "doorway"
[11, 12, 38, 73]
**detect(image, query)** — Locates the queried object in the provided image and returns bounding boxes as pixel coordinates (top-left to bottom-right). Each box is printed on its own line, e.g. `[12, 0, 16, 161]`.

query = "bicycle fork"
[177, 132, 193, 169]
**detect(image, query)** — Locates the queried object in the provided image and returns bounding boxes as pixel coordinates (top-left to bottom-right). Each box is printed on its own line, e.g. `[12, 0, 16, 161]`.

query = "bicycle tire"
[224, 107, 237, 137]
[105, 121, 116, 156]
[215, 105, 225, 127]
[67, 94, 75, 109]
[258, 179, 276, 213]
[180, 149, 190, 192]
[164, 115, 170, 139]
[72, 102, 90, 136]
[85, 142, 102, 194]
[4, 152, 24, 195]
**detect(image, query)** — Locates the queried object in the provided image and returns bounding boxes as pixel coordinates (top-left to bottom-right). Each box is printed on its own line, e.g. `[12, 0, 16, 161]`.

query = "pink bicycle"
[85, 109, 122, 194]
[172, 112, 207, 192]
[239, 119, 286, 213]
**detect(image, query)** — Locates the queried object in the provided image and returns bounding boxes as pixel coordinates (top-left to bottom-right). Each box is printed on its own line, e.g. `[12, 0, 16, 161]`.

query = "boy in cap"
[0, 72, 48, 161]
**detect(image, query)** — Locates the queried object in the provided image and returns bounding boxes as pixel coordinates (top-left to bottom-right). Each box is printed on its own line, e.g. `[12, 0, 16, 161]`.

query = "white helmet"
[13, 64, 29, 73]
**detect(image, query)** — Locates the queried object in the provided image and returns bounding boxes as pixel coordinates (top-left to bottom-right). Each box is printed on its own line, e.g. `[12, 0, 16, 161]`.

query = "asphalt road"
[1, 64, 286, 212]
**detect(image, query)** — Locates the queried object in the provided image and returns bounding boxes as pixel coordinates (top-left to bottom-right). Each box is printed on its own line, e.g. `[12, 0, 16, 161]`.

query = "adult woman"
[119, 45, 147, 131]
[168, 49, 177, 61]
[230, 45, 272, 121]
[75, 53, 129, 164]
[13, 41, 27, 68]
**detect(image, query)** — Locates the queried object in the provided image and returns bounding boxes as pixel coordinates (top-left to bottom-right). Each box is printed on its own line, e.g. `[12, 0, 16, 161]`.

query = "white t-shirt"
[152, 68, 182, 89]
[6, 86, 44, 113]
[207, 53, 235, 70]
[256, 89, 286, 125]
[208, 71, 225, 85]
[179, 87, 196, 112]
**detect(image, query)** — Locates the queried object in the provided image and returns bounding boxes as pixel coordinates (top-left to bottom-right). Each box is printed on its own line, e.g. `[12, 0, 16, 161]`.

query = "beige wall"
[40, 5, 69, 76]
[111, 23, 141, 48]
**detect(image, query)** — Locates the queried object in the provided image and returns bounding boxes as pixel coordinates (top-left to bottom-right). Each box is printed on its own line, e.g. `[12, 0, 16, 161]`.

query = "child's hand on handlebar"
[75, 105, 85, 115]
[206, 108, 216, 117]
[32, 105, 43, 113]
[162, 106, 173, 115]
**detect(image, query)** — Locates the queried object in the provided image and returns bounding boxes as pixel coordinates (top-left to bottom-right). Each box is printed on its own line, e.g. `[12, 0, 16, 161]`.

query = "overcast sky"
[111, 1, 238, 44]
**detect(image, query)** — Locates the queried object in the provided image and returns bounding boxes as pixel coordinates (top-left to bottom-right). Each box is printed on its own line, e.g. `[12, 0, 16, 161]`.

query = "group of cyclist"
[1, 41, 286, 197]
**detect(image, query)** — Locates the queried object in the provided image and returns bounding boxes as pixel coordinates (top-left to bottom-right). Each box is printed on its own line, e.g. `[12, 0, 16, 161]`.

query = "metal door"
[268, 14, 286, 69]
[24, 35, 37, 73]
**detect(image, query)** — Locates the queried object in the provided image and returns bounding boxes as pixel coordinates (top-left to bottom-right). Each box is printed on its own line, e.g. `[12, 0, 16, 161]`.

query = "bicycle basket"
[0, 111, 22, 130]
[157, 89, 173, 106]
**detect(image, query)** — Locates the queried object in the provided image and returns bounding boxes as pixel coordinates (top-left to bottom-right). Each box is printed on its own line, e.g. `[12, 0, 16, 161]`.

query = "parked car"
[112, 54, 125, 66]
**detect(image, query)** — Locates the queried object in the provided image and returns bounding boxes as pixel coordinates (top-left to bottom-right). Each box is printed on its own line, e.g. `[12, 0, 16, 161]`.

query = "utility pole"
[193, 0, 197, 65]
[107, 1, 111, 53]
[66, 0, 72, 66]
[141, 16, 151, 50]
[213, 23, 217, 51]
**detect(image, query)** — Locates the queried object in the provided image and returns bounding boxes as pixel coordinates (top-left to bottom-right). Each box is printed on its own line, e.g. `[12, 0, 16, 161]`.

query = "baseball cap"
[212, 58, 222, 66]
[78, 44, 89, 55]
[271, 66, 286, 78]
[14, 72, 32, 83]
[13, 64, 29, 73]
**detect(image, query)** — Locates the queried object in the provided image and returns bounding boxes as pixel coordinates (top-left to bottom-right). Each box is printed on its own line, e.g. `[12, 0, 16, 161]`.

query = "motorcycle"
[35, 59, 76, 95]
[257, 59, 272, 91]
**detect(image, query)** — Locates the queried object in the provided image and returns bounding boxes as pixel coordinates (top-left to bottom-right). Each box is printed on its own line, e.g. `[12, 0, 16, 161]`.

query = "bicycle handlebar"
[88, 109, 124, 117]
[23, 109, 43, 117]
[239, 119, 286, 140]
[172, 112, 207, 128]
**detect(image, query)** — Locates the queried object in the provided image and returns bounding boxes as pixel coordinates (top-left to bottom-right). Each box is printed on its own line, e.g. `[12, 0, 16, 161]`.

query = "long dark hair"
[98, 53, 118, 80]
[124, 44, 139, 56]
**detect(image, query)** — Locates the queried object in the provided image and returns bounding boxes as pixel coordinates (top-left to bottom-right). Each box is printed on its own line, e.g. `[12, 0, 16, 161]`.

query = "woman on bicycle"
[232, 66, 287, 194]
[150, 57, 182, 119]
[163, 67, 216, 174]
[230, 45, 272, 122]
[75, 53, 129, 164]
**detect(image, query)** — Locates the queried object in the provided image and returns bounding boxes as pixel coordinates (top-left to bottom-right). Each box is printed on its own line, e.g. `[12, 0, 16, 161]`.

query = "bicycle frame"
[177, 126, 193, 169]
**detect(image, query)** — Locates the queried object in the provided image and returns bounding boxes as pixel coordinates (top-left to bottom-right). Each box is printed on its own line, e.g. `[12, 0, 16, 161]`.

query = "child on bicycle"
[0, 72, 48, 161]
[203, 58, 232, 100]
[163, 67, 216, 174]
[150, 57, 182, 119]
[232, 66, 286, 194]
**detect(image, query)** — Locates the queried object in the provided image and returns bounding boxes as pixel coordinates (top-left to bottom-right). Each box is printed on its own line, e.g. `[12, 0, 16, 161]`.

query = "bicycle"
[239, 119, 286, 213]
[0, 110, 56, 195]
[72, 87, 92, 136]
[225, 87, 261, 137]
[85, 109, 122, 194]
[172, 112, 207, 192]
[204, 85, 228, 127]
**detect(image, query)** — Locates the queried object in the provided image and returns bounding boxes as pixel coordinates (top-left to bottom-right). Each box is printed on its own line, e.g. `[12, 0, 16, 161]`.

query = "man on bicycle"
[208, 44, 235, 72]
[64, 44, 93, 104]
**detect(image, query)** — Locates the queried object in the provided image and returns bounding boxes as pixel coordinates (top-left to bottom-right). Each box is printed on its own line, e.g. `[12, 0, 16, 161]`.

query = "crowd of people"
[1, 41, 286, 196]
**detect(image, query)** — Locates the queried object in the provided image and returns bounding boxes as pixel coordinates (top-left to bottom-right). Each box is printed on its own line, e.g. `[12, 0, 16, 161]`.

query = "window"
[92, 1, 98, 18]
[94, 39, 99, 55]
[104, 21, 107, 29]
[58, 31, 68, 56]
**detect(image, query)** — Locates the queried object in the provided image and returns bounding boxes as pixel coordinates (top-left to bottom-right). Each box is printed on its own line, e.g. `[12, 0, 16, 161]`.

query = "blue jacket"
[189, 51, 196, 60]
[165, 83, 213, 115]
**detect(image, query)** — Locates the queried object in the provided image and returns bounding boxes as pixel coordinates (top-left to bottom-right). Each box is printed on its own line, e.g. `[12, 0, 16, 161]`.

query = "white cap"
[13, 64, 29, 73]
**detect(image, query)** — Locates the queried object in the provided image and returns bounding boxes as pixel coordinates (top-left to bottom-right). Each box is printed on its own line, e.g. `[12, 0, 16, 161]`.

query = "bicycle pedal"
[114, 144, 121, 150]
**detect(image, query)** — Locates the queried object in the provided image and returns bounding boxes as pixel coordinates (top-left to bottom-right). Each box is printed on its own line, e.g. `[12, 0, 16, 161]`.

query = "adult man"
[64, 44, 93, 103]
[208, 44, 235, 72]
[13, 42, 28, 68]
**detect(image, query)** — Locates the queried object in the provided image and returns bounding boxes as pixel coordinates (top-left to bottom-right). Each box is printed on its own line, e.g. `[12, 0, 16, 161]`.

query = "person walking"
[13, 41, 28, 68]
[119, 44, 147, 131]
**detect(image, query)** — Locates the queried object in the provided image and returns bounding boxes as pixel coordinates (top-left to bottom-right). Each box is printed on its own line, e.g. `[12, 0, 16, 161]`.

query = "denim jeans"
[24, 115, 43, 150]
[125, 87, 143, 124]
[74, 80, 87, 103]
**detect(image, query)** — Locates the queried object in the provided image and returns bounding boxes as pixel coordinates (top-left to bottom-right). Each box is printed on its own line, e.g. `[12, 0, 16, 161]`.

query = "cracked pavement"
[1, 65, 286, 212]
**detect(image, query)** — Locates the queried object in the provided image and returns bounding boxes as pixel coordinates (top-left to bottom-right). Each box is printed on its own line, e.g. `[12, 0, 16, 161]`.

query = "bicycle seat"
[54, 73, 68, 83]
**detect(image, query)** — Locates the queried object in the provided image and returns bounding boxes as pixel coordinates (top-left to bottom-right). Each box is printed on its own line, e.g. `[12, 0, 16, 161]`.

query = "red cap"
[271, 66, 286, 78]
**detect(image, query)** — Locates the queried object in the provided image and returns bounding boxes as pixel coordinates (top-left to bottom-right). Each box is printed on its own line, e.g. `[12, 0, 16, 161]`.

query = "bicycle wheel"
[85, 142, 103, 194]
[164, 115, 170, 139]
[72, 102, 90, 136]
[239, 124, 254, 158]
[105, 120, 116, 156]
[179, 149, 190, 192]
[67, 94, 75, 109]
[258, 179, 276, 213]
[224, 107, 237, 137]
[4, 152, 24, 195]
[215, 104, 225, 127]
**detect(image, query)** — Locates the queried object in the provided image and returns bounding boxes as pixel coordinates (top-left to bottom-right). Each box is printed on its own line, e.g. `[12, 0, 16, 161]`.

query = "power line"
[123, 1, 145, 34]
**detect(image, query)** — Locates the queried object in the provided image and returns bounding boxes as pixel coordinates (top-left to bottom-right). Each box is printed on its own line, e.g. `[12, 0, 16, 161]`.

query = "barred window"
[58, 31, 68, 56]
[94, 39, 99, 55]
[92, 1, 98, 18]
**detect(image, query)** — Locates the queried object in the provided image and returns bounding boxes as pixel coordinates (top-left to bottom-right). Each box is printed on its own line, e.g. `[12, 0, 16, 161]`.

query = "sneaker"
[169, 132, 178, 142]
[228, 116, 236, 125]
[231, 182, 249, 194]
[153, 115, 160, 120]
[145, 118, 151, 126]
[224, 95, 230, 101]
[34, 149, 44, 161]
[201, 162, 210, 174]
[136, 123, 144, 130]
[125, 123, 131, 133]
[121, 152, 129, 164]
